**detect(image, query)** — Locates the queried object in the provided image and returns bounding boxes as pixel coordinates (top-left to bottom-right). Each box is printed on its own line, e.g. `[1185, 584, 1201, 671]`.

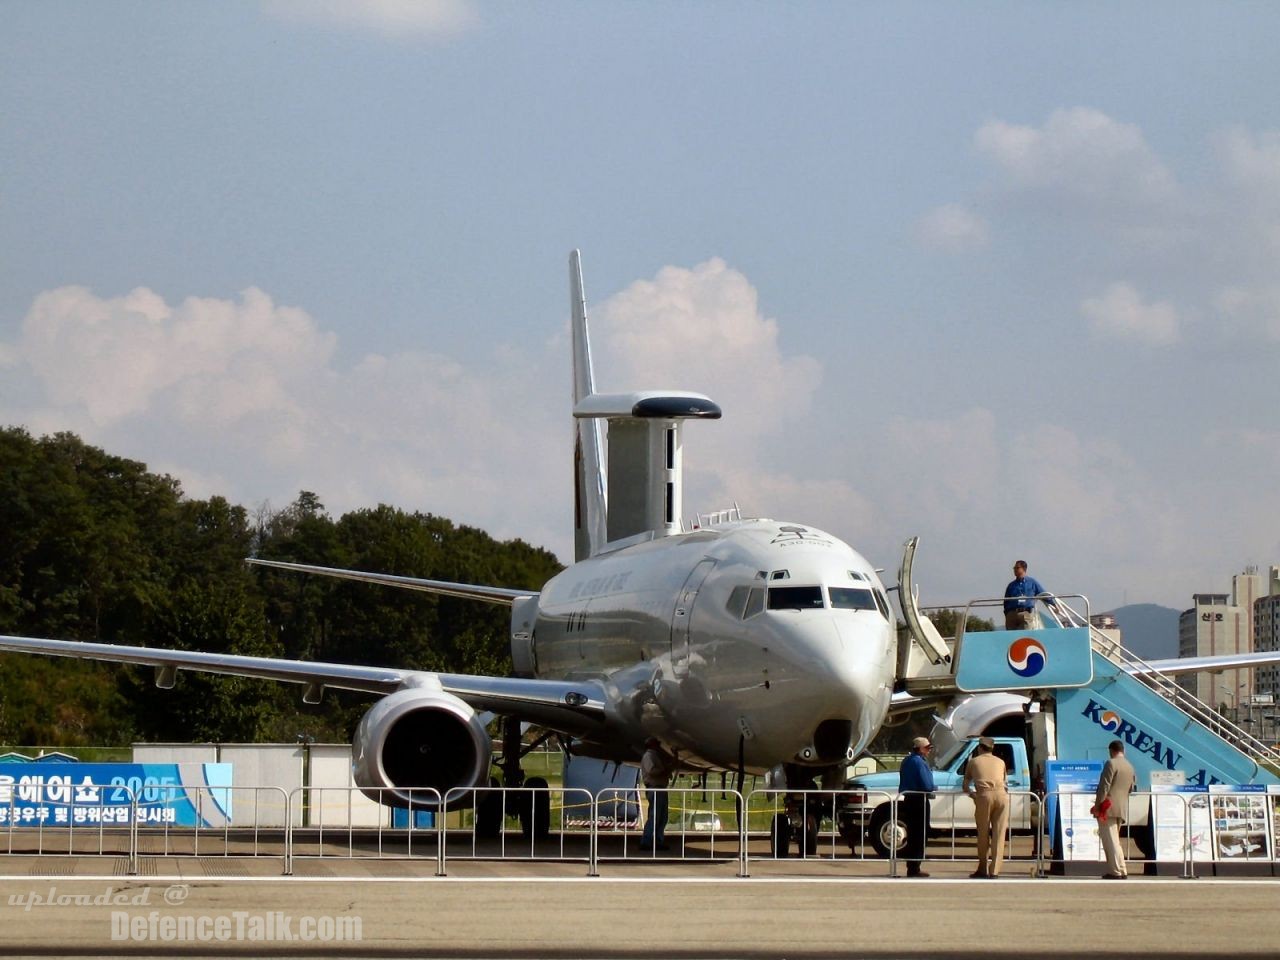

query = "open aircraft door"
[672, 559, 715, 677]
[896, 537, 952, 675]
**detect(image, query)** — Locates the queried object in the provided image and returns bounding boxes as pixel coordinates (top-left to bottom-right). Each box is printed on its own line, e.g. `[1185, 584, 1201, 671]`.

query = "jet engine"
[351, 686, 492, 810]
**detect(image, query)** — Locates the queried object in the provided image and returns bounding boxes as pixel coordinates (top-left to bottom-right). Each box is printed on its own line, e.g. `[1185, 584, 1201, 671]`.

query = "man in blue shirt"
[898, 736, 936, 877]
[1003, 560, 1050, 630]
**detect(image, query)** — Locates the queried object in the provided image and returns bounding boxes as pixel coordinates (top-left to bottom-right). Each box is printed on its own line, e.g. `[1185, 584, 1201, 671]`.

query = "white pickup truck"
[835, 736, 1034, 856]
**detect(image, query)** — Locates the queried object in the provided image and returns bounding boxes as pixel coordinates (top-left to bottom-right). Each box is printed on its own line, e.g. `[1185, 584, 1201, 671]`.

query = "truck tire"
[770, 813, 791, 858]
[868, 805, 906, 859]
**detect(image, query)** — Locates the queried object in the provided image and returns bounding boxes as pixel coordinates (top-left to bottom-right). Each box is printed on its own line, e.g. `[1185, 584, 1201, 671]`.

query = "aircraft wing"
[246, 558, 536, 605]
[1128, 650, 1280, 677]
[0, 634, 607, 735]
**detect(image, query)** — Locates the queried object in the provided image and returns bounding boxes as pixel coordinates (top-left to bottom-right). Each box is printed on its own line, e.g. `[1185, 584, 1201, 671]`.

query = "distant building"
[1178, 592, 1249, 707]
[1178, 566, 1280, 708]
[1253, 567, 1280, 701]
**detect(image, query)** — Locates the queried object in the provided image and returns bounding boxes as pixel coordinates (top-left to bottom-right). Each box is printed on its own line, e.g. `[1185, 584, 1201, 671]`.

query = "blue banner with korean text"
[0, 763, 233, 828]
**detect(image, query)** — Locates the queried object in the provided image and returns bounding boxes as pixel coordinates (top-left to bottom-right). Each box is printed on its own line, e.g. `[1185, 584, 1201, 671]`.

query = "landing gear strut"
[771, 763, 825, 857]
[497, 716, 554, 841]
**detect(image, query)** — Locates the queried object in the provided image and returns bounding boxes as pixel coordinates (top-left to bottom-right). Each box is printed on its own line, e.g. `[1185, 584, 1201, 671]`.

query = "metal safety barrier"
[743, 787, 892, 875]
[0, 782, 1277, 879]
[598, 787, 746, 875]
[288, 786, 443, 876]
[137, 786, 291, 875]
[2, 782, 138, 872]
[1041, 789, 1268, 880]
[442, 786, 595, 876]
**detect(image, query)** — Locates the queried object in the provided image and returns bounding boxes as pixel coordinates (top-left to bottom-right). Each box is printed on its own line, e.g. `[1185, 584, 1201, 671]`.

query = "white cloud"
[915, 203, 989, 252]
[591, 258, 823, 442]
[1216, 128, 1280, 208]
[1, 284, 564, 553]
[1214, 285, 1280, 341]
[703, 466, 877, 544]
[0, 259, 835, 562]
[1081, 282, 1180, 345]
[264, 0, 478, 40]
[975, 107, 1178, 207]
[17, 285, 334, 425]
[863, 408, 1187, 611]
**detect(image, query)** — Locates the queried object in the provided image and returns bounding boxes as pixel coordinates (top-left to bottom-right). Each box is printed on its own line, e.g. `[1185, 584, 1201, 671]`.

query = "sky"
[2, 1, 1279, 614]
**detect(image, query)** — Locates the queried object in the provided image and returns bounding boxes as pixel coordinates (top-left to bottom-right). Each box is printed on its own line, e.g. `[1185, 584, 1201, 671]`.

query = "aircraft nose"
[762, 613, 894, 762]
[826, 618, 894, 748]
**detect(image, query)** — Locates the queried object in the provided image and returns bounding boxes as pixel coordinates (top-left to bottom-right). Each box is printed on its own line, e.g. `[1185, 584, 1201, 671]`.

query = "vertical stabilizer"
[571, 250, 608, 561]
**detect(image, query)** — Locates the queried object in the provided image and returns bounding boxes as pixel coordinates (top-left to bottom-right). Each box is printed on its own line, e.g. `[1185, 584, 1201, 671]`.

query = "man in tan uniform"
[1093, 739, 1136, 879]
[963, 737, 1008, 878]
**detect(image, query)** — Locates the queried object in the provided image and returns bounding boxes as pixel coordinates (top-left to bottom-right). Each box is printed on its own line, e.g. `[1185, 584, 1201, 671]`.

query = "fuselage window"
[829, 587, 878, 611]
[744, 587, 765, 619]
[767, 586, 824, 610]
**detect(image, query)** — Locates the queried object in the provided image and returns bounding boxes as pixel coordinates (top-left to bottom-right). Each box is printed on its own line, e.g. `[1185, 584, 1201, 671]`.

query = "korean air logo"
[1098, 710, 1121, 733]
[1007, 637, 1047, 678]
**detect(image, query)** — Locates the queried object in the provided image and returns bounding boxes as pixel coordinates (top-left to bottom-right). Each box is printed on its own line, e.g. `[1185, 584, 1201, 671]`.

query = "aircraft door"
[671, 559, 715, 677]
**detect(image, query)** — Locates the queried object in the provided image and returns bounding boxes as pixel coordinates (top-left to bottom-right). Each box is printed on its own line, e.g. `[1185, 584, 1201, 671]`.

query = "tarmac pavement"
[0, 856, 1277, 958]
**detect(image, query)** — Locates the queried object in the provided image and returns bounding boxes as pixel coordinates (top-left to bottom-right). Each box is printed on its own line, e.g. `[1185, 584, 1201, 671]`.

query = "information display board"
[1151, 783, 1204, 862]
[1045, 760, 1102, 862]
[1208, 784, 1272, 861]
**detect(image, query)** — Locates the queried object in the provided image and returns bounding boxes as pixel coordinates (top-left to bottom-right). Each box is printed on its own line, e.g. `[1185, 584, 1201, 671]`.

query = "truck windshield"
[931, 740, 969, 769]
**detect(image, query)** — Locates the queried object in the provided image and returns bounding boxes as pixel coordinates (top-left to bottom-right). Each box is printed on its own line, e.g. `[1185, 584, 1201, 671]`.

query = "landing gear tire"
[520, 776, 551, 840]
[475, 776, 502, 839]
[802, 815, 819, 856]
[770, 813, 792, 858]
[868, 805, 906, 859]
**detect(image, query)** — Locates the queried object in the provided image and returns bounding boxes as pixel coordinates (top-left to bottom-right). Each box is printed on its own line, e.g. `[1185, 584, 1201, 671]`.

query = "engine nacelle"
[352, 686, 492, 810]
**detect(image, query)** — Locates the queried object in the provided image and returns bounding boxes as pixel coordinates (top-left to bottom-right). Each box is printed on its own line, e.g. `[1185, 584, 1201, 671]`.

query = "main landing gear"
[769, 764, 825, 857]
[475, 716, 553, 841]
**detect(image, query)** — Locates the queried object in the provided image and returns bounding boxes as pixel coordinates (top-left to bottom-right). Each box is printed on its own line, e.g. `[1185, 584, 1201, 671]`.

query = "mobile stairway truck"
[837, 538, 1280, 871]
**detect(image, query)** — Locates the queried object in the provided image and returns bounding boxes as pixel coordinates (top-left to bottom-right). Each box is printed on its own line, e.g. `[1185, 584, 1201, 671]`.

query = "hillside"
[1105, 603, 1182, 661]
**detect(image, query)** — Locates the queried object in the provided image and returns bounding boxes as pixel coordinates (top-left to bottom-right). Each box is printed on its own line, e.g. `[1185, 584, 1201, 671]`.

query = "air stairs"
[895, 539, 1280, 786]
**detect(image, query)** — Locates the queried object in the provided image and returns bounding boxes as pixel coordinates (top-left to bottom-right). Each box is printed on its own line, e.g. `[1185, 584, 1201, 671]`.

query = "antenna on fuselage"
[569, 250, 722, 550]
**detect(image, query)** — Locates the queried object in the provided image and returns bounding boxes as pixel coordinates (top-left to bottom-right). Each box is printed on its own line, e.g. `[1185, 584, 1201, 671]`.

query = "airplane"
[0, 250, 900, 834]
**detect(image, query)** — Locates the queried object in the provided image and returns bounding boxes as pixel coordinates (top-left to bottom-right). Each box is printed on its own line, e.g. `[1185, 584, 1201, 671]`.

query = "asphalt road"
[1, 870, 1277, 958]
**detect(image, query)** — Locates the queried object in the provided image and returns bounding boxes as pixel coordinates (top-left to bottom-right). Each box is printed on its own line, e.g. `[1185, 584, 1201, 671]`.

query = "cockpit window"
[873, 589, 891, 619]
[728, 585, 767, 619]
[767, 586, 824, 610]
[829, 587, 878, 611]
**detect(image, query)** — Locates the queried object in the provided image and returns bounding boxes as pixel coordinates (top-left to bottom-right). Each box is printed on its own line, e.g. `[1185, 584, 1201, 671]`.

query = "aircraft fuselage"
[532, 518, 897, 772]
